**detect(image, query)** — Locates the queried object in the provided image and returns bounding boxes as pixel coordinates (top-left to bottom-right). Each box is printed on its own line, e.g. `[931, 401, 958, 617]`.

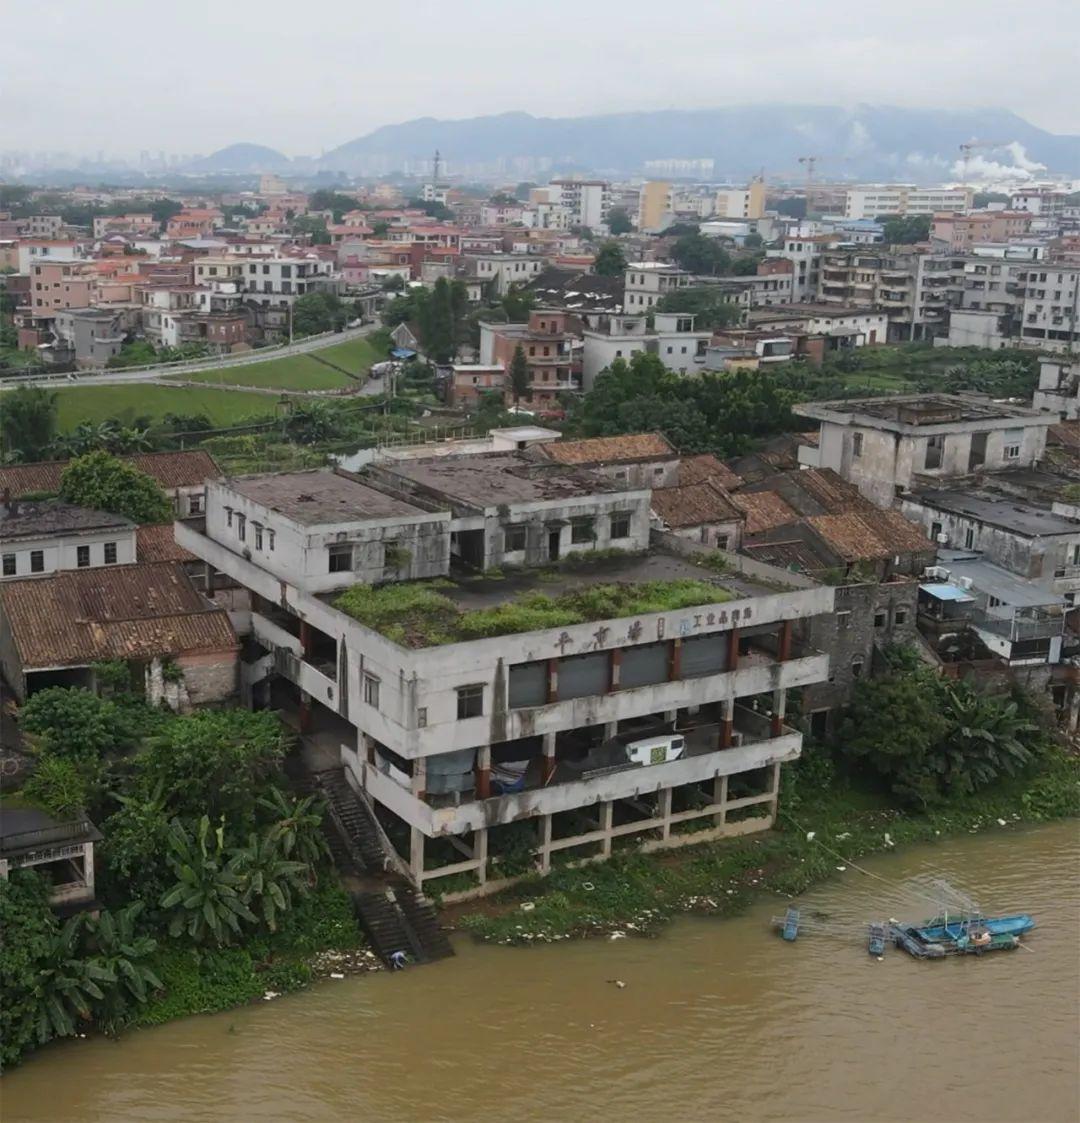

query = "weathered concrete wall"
[175, 649, 238, 708]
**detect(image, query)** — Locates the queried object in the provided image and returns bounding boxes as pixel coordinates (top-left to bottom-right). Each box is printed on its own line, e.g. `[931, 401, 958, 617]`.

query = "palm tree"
[33, 915, 116, 1044]
[159, 816, 256, 945]
[229, 830, 311, 932]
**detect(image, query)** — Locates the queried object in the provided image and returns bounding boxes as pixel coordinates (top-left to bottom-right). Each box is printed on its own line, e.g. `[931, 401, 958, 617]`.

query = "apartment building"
[843, 185, 973, 220]
[466, 253, 546, 296]
[931, 211, 1033, 251]
[795, 394, 1051, 507]
[478, 309, 581, 410]
[549, 178, 611, 229]
[1010, 189, 1069, 217]
[581, 312, 711, 388]
[177, 455, 833, 896]
[714, 179, 766, 220]
[623, 262, 690, 311]
[637, 181, 673, 233]
[93, 214, 159, 239]
[748, 304, 888, 350]
[767, 234, 831, 300]
[1034, 357, 1078, 418]
[51, 307, 127, 367]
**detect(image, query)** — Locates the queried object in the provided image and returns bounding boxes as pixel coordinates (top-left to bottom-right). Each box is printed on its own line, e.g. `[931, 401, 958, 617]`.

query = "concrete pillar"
[299, 620, 313, 658]
[475, 826, 489, 885]
[411, 755, 427, 803]
[541, 732, 556, 785]
[714, 773, 728, 827]
[720, 697, 734, 748]
[770, 687, 787, 738]
[539, 814, 552, 873]
[669, 638, 682, 680]
[599, 800, 614, 857]
[475, 745, 491, 799]
[778, 618, 793, 662]
[546, 658, 558, 703]
[603, 721, 618, 741]
[298, 690, 312, 733]
[409, 827, 425, 885]
[609, 647, 622, 691]
[204, 563, 215, 597]
[658, 787, 673, 840]
[727, 626, 740, 671]
[662, 709, 677, 725]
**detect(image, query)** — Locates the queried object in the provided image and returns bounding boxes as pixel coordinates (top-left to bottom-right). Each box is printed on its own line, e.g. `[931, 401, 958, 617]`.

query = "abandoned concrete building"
[178, 453, 835, 898]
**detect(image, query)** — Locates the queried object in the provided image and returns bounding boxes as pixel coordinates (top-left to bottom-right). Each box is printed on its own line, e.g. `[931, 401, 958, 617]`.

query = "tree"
[290, 215, 331, 245]
[228, 831, 311, 932]
[655, 286, 742, 330]
[774, 197, 807, 220]
[593, 241, 628, 277]
[0, 872, 59, 1068]
[82, 904, 163, 1033]
[607, 206, 633, 235]
[257, 788, 329, 871]
[32, 914, 117, 1046]
[160, 817, 257, 946]
[291, 292, 346, 336]
[0, 385, 57, 462]
[501, 286, 535, 323]
[407, 198, 453, 221]
[877, 214, 932, 244]
[743, 232, 764, 249]
[670, 233, 731, 275]
[307, 190, 360, 222]
[285, 400, 345, 443]
[21, 687, 127, 761]
[100, 780, 174, 912]
[508, 344, 530, 404]
[60, 450, 173, 523]
[731, 253, 764, 276]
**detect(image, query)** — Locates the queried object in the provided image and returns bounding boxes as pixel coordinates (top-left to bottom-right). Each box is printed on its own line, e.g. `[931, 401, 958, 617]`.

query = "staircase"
[313, 767, 389, 873]
[394, 886, 455, 961]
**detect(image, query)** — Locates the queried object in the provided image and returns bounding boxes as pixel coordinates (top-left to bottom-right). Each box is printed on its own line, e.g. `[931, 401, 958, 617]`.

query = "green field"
[173, 336, 380, 391]
[54, 384, 280, 430]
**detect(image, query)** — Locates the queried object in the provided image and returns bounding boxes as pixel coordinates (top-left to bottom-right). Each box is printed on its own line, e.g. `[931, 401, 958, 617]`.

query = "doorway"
[548, 528, 561, 561]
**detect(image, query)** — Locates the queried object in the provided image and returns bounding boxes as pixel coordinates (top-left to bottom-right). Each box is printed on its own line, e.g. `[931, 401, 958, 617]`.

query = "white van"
[624, 733, 686, 766]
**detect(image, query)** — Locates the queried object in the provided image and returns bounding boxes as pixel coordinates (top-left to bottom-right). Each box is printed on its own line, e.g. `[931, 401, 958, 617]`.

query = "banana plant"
[228, 831, 311, 933]
[32, 915, 116, 1044]
[257, 787, 329, 872]
[84, 903, 163, 1032]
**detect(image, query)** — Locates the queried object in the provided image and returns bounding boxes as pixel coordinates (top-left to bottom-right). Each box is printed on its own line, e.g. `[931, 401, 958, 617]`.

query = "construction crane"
[958, 140, 1007, 191]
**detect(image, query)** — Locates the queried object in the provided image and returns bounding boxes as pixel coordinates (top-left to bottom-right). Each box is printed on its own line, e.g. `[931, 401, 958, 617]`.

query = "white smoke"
[950, 141, 1047, 182]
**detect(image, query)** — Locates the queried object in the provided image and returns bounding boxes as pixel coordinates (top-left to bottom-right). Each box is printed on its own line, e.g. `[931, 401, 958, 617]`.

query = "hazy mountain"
[314, 105, 1080, 179]
[184, 143, 292, 173]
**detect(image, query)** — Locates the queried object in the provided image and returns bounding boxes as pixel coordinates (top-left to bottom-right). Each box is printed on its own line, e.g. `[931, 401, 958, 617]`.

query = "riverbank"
[450, 748, 1079, 945]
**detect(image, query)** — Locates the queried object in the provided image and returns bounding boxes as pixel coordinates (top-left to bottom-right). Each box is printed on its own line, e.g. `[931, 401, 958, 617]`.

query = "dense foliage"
[839, 649, 1045, 807]
[593, 241, 628, 276]
[291, 292, 348, 336]
[655, 286, 742, 330]
[877, 214, 932, 244]
[60, 450, 173, 523]
[0, 385, 58, 462]
[669, 232, 731, 275]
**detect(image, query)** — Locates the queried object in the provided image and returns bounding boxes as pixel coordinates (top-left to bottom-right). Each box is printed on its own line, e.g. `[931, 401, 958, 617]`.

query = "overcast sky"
[7, 0, 1079, 157]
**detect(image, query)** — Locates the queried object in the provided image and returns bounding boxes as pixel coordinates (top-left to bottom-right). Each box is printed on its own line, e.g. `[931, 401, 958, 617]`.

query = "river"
[3, 821, 1077, 1123]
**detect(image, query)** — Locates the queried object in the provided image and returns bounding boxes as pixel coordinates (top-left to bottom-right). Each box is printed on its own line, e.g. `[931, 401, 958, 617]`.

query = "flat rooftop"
[0, 500, 133, 542]
[912, 488, 1078, 538]
[936, 551, 1065, 608]
[796, 394, 1046, 429]
[226, 469, 429, 525]
[383, 451, 629, 508]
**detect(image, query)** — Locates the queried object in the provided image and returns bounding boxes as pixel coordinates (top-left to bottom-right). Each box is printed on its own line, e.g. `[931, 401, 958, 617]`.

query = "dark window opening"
[104, 542, 117, 565]
[610, 512, 631, 540]
[457, 684, 484, 719]
[328, 543, 352, 573]
[77, 545, 90, 568]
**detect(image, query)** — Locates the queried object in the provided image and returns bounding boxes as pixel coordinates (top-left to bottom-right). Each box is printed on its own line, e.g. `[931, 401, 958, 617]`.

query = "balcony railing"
[1, 819, 94, 855]
[971, 609, 1063, 642]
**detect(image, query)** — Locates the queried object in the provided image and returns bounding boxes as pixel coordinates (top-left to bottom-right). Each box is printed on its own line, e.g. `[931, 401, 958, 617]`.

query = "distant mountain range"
[189, 105, 1080, 180]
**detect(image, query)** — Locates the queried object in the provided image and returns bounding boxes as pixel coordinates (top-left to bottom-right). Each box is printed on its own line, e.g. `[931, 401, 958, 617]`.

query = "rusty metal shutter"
[558, 651, 609, 700]
[619, 642, 669, 689]
[680, 634, 727, 678]
[509, 661, 546, 708]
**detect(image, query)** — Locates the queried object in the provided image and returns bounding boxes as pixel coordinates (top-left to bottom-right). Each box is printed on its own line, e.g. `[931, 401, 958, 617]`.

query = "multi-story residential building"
[930, 211, 1033, 251]
[93, 214, 159, 239]
[51, 307, 126, 367]
[549, 178, 611, 229]
[1010, 188, 1068, 217]
[637, 181, 673, 233]
[581, 312, 711, 388]
[22, 215, 64, 238]
[843, 185, 973, 220]
[714, 179, 766, 220]
[623, 262, 690, 311]
[0, 499, 136, 581]
[1014, 263, 1080, 351]
[795, 394, 1052, 507]
[466, 253, 546, 296]
[767, 234, 832, 301]
[748, 304, 889, 349]
[479, 309, 581, 410]
[177, 457, 834, 896]
[166, 209, 223, 239]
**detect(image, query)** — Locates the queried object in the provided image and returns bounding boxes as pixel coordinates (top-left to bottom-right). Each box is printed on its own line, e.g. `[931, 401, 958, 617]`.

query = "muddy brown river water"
[3, 820, 1078, 1123]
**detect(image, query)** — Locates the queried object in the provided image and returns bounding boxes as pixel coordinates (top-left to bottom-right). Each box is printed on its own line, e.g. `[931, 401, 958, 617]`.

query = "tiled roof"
[676, 454, 743, 490]
[136, 523, 196, 563]
[806, 508, 932, 561]
[651, 482, 744, 528]
[539, 433, 675, 465]
[0, 562, 236, 670]
[0, 500, 132, 542]
[0, 450, 220, 498]
[730, 490, 799, 534]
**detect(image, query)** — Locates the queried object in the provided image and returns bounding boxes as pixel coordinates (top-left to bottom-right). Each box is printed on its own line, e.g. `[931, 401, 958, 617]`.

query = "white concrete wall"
[0, 527, 136, 580]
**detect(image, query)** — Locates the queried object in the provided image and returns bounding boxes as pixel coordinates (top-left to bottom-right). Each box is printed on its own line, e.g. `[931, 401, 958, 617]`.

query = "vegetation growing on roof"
[334, 578, 733, 647]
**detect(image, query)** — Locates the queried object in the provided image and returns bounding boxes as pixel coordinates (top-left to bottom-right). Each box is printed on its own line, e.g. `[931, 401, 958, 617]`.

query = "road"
[0, 322, 380, 391]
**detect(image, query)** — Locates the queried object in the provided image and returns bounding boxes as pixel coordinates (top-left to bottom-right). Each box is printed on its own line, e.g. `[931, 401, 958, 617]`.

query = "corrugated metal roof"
[920, 582, 975, 602]
[0, 562, 236, 670]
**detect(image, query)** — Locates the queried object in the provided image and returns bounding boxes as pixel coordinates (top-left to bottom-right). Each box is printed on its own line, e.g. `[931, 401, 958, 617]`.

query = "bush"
[60, 450, 173, 524]
[22, 751, 97, 818]
[20, 687, 127, 760]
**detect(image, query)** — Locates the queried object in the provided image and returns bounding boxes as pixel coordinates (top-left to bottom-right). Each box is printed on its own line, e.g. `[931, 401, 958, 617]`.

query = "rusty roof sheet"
[806, 508, 932, 562]
[136, 523, 196, 563]
[0, 450, 220, 498]
[730, 490, 799, 534]
[0, 562, 236, 670]
[1048, 421, 1080, 452]
[538, 433, 675, 465]
[676, 454, 743, 490]
[651, 482, 744, 529]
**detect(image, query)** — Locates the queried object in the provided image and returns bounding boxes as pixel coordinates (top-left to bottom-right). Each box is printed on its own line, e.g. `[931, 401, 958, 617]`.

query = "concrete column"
[770, 687, 787, 738]
[541, 732, 556, 785]
[409, 827, 425, 885]
[475, 745, 491, 799]
[778, 618, 793, 662]
[669, 638, 682, 680]
[658, 787, 673, 840]
[546, 658, 558, 703]
[411, 755, 427, 803]
[720, 698, 734, 748]
[82, 843, 95, 895]
[539, 814, 552, 874]
[475, 826, 489, 885]
[609, 647, 622, 691]
[298, 690, 312, 733]
[714, 773, 728, 827]
[727, 626, 740, 671]
[603, 721, 618, 741]
[299, 620, 313, 658]
[205, 563, 215, 597]
[599, 800, 613, 857]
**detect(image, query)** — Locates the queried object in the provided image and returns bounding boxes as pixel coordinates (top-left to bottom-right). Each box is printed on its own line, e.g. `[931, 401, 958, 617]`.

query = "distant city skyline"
[6, 0, 1079, 157]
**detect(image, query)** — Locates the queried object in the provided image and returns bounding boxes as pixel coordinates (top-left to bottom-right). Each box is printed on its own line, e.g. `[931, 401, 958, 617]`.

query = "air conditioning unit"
[936, 532, 949, 544]
[925, 566, 949, 580]
[958, 576, 974, 589]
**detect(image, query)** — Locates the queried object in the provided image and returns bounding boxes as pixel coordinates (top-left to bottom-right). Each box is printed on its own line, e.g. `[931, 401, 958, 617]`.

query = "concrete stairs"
[313, 767, 388, 873]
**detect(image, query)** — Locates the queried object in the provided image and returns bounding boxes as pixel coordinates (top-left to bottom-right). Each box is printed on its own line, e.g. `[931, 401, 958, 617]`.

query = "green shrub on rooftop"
[334, 578, 732, 647]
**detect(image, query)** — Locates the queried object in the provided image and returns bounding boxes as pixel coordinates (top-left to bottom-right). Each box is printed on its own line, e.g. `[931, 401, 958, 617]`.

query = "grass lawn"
[54, 384, 280, 430]
[174, 336, 381, 391]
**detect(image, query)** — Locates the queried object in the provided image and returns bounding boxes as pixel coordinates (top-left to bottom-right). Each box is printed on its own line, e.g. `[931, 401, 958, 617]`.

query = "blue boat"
[915, 913, 1035, 943]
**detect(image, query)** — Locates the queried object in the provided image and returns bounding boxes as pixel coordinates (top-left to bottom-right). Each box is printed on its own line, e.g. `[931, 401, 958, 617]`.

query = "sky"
[6, 0, 1080, 157]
